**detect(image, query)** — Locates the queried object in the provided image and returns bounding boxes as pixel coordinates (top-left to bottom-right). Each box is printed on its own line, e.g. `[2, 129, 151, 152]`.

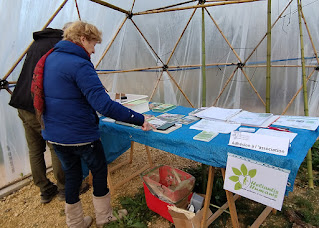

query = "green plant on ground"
[291, 195, 319, 226]
[105, 187, 158, 228]
[311, 140, 319, 172]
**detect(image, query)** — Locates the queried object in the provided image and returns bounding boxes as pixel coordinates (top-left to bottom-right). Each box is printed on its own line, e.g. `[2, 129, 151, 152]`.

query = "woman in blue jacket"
[37, 21, 153, 228]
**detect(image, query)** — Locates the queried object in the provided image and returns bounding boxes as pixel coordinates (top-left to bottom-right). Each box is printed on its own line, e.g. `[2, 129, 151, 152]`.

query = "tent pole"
[213, 67, 239, 106]
[166, 71, 194, 107]
[201, 5, 208, 194]
[246, 64, 315, 68]
[74, 0, 81, 21]
[300, 5, 319, 65]
[89, 0, 130, 15]
[282, 69, 316, 115]
[149, 71, 164, 102]
[130, 0, 136, 12]
[297, 0, 314, 189]
[266, 0, 271, 113]
[97, 66, 162, 75]
[205, 8, 242, 62]
[201, 7, 206, 107]
[134, 0, 261, 16]
[130, 19, 165, 65]
[166, 8, 198, 65]
[240, 68, 266, 106]
[2, 0, 69, 81]
[95, 17, 127, 69]
[205, 5, 265, 108]
[244, 0, 294, 65]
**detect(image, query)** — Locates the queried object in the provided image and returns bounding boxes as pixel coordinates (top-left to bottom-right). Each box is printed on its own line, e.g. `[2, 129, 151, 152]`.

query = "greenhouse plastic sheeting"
[1, 0, 319, 187]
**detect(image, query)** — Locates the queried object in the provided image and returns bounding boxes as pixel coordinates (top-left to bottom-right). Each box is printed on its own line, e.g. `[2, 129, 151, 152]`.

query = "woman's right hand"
[141, 121, 156, 131]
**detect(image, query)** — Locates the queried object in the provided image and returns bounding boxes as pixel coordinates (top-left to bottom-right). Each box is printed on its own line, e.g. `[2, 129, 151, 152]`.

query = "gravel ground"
[0, 143, 199, 228]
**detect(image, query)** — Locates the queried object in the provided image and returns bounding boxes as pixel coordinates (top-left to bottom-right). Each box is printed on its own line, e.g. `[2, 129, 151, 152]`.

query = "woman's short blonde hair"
[63, 21, 102, 44]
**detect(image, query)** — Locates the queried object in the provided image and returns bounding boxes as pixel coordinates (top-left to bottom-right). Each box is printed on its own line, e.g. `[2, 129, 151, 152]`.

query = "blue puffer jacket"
[42, 40, 144, 144]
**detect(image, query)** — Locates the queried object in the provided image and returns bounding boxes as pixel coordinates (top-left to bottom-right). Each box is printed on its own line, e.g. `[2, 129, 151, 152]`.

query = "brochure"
[229, 111, 274, 127]
[152, 103, 176, 112]
[193, 131, 219, 142]
[273, 116, 319, 131]
[156, 113, 184, 122]
[177, 116, 200, 125]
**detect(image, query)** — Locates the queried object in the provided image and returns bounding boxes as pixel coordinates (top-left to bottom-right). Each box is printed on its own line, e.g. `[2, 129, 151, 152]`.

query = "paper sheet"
[195, 107, 242, 121]
[274, 116, 319, 131]
[190, 119, 240, 133]
[229, 111, 273, 127]
[255, 128, 297, 143]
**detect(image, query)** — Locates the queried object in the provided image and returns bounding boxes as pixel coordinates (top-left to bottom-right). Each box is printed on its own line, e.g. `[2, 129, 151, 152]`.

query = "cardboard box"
[168, 204, 213, 228]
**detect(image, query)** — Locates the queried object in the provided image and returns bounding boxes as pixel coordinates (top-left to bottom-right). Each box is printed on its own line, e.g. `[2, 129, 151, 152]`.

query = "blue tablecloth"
[99, 106, 319, 194]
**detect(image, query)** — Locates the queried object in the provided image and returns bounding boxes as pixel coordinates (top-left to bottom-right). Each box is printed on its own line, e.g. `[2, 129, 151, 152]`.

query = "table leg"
[145, 145, 153, 167]
[129, 141, 134, 164]
[221, 168, 240, 228]
[200, 166, 215, 228]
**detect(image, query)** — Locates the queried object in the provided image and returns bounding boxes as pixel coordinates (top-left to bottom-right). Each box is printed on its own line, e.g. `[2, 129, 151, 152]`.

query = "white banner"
[224, 153, 290, 210]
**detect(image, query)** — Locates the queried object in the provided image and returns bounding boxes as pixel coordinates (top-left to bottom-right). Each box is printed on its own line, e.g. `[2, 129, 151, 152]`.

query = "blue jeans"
[53, 139, 109, 204]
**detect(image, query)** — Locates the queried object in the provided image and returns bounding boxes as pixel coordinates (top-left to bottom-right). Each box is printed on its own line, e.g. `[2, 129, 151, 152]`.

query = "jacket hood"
[54, 40, 90, 61]
[33, 28, 63, 41]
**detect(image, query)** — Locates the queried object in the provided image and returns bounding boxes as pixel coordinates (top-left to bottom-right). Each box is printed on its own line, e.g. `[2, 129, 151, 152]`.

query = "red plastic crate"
[142, 165, 195, 203]
[143, 183, 193, 223]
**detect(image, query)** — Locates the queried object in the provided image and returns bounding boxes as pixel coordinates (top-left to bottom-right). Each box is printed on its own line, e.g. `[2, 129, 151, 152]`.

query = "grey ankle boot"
[92, 192, 127, 227]
[65, 201, 93, 228]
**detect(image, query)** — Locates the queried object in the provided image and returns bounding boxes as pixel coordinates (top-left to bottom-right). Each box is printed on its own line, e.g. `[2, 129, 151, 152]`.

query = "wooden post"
[201, 7, 206, 107]
[266, 0, 271, 113]
[297, 0, 314, 189]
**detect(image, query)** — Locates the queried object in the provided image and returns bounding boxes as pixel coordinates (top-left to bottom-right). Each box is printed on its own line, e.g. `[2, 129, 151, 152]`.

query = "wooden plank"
[207, 194, 240, 225]
[250, 206, 273, 228]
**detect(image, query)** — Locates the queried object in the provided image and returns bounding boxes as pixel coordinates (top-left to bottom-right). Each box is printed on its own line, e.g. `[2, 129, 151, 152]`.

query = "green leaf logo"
[241, 164, 247, 176]
[229, 164, 257, 190]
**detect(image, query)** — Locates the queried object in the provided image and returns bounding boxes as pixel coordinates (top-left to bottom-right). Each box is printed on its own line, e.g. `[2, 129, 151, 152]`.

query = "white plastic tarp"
[0, 0, 319, 188]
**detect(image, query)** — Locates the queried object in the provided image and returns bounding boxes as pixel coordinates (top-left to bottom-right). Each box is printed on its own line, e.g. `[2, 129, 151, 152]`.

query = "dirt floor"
[0, 143, 318, 228]
[0, 143, 200, 228]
